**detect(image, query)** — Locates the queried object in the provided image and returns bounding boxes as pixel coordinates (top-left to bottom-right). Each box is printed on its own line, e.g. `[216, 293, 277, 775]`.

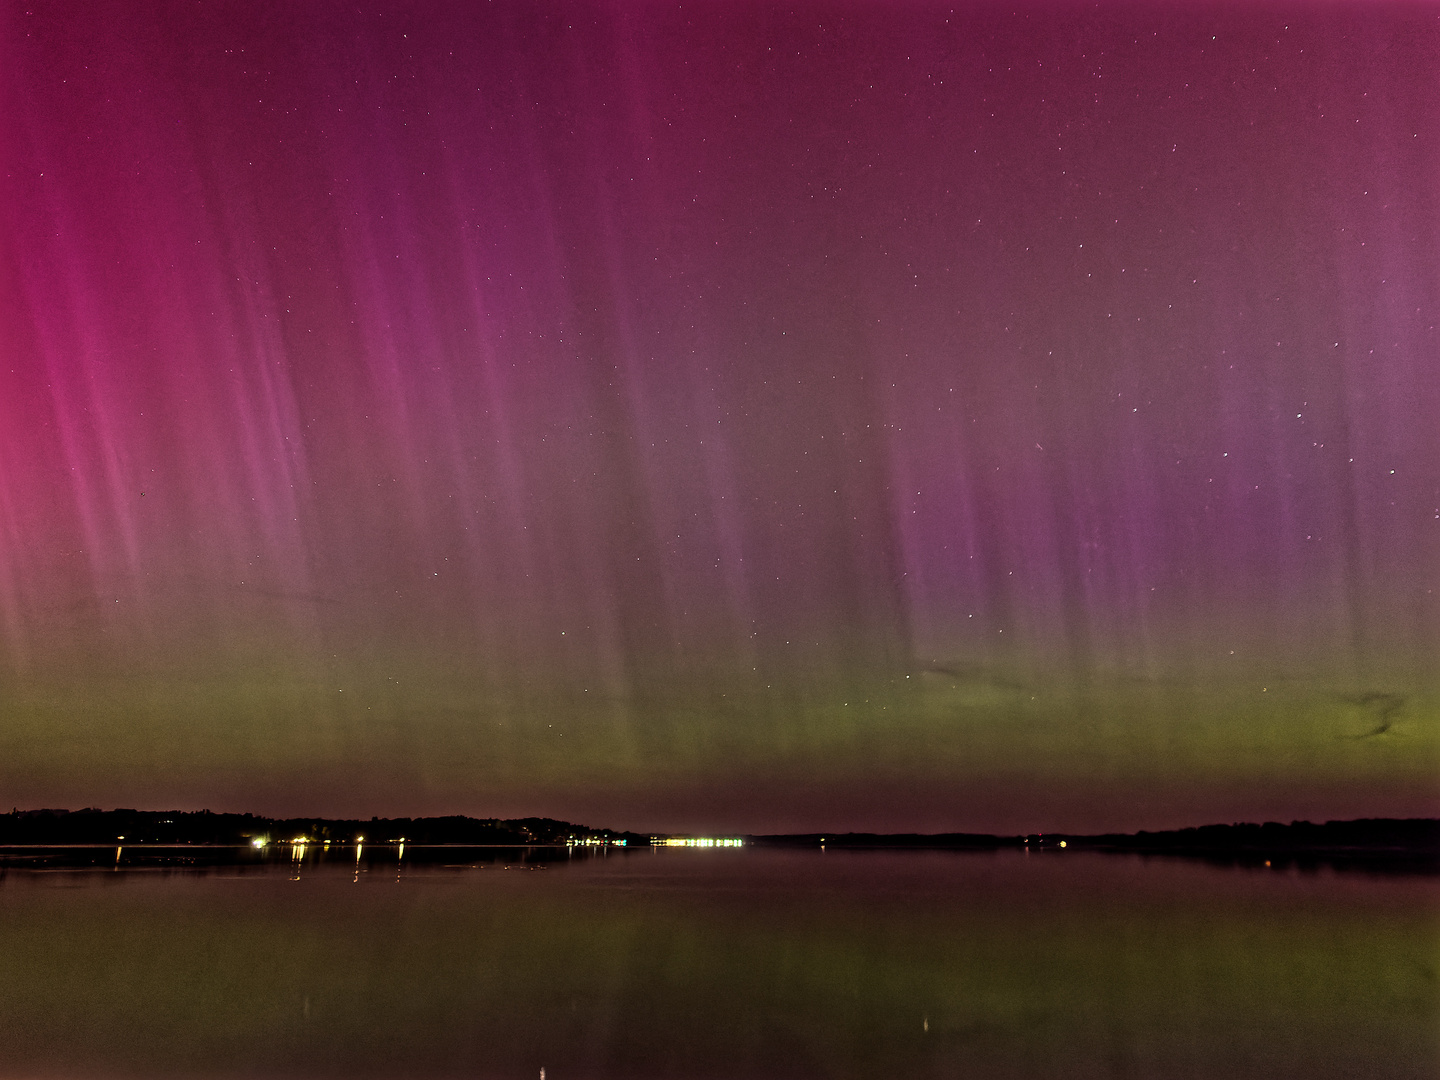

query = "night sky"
[1, 1, 1436, 833]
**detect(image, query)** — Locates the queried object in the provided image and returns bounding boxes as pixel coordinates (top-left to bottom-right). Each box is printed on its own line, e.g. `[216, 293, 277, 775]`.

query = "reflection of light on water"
[657, 838, 744, 847]
[290, 838, 308, 880]
[114, 845, 122, 867]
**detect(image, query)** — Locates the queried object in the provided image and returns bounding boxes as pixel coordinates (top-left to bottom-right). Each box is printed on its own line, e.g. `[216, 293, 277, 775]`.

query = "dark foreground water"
[0, 846, 1434, 1079]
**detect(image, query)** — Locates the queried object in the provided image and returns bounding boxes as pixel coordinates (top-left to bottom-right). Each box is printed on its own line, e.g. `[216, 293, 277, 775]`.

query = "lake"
[0, 845, 1434, 1078]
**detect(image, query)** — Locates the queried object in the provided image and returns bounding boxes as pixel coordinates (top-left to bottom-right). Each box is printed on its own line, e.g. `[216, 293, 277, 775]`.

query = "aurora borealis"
[1, 2, 1435, 832]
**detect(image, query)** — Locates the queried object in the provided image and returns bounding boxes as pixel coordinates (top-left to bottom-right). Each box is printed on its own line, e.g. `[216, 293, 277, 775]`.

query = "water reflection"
[0, 849, 1432, 1078]
[0, 841, 580, 874]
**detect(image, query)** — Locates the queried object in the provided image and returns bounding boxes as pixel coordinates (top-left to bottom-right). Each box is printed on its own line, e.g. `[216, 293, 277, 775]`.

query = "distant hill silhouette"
[4, 809, 1435, 872]
[0, 807, 647, 847]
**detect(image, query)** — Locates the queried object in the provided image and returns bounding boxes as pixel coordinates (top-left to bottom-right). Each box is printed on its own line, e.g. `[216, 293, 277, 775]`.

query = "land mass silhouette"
[2, 807, 1435, 872]
[0, 807, 647, 847]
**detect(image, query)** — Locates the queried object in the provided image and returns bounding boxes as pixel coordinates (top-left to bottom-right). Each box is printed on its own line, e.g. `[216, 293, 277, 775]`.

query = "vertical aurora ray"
[0, 1, 1435, 831]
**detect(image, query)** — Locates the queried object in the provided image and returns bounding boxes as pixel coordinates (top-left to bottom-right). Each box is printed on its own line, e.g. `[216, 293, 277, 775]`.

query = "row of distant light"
[250, 835, 743, 849]
[255, 836, 631, 848]
[252, 836, 366, 848]
[657, 838, 744, 847]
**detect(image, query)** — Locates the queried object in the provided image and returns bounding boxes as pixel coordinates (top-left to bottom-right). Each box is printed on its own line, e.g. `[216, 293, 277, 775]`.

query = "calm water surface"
[0, 847, 1434, 1079]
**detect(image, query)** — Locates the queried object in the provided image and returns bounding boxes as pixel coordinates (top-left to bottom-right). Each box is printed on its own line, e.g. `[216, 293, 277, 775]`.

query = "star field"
[0, 2, 1435, 831]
